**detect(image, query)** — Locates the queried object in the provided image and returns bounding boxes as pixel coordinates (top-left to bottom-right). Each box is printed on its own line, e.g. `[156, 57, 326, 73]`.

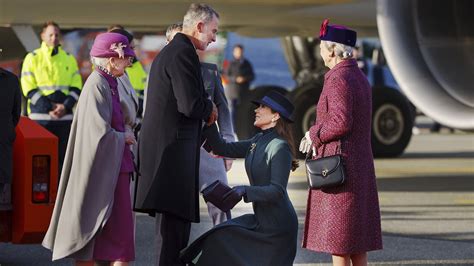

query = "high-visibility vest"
[21, 42, 82, 120]
[125, 60, 147, 98]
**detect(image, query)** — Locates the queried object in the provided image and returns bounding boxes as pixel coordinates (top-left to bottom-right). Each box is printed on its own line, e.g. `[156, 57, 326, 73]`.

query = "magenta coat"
[302, 59, 383, 254]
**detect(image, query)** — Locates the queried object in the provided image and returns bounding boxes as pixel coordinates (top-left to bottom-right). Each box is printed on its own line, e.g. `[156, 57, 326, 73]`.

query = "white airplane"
[1, 0, 472, 156]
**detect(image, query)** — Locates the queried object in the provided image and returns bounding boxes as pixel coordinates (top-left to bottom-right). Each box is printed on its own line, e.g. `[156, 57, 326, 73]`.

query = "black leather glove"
[233, 186, 246, 198]
[223, 185, 247, 207]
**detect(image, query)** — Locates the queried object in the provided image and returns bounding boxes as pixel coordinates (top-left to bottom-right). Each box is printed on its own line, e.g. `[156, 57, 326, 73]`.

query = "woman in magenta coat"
[300, 19, 383, 266]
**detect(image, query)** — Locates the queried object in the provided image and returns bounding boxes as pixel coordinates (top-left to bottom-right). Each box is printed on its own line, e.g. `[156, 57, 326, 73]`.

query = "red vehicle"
[0, 117, 58, 243]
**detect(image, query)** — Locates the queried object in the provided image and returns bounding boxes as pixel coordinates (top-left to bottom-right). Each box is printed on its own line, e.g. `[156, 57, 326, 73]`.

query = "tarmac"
[0, 131, 473, 265]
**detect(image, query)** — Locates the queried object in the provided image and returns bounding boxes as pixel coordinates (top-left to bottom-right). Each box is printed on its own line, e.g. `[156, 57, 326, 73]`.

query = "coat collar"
[325, 59, 357, 80]
[173, 33, 195, 49]
[40, 42, 63, 56]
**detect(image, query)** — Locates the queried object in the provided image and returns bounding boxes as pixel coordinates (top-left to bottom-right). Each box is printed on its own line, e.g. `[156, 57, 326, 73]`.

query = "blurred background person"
[0, 66, 22, 211]
[165, 23, 182, 44]
[43, 32, 137, 265]
[301, 19, 382, 266]
[224, 44, 255, 129]
[20, 21, 82, 177]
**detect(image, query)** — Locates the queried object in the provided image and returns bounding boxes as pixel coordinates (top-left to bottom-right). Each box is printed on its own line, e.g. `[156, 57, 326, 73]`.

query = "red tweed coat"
[302, 59, 383, 254]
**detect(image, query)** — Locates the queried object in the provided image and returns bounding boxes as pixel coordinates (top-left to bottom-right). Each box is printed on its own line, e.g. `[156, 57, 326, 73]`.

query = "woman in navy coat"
[181, 91, 299, 266]
[300, 19, 383, 266]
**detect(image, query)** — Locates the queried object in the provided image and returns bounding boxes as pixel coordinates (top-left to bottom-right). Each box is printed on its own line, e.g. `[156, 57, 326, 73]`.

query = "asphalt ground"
[1, 131, 473, 266]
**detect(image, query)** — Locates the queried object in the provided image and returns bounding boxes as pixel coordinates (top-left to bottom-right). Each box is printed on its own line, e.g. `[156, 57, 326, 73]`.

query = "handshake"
[206, 102, 218, 126]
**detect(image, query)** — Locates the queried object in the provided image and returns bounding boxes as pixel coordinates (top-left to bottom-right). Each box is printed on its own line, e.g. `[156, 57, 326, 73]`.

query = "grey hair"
[321, 40, 353, 60]
[183, 3, 219, 29]
[90, 56, 110, 68]
[166, 22, 183, 42]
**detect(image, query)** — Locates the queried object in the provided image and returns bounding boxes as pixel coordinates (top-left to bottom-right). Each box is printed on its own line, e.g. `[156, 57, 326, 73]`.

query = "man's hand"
[125, 132, 137, 145]
[49, 110, 59, 119]
[206, 102, 218, 126]
[209, 151, 223, 159]
[299, 131, 313, 154]
[53, 103, 66, 118]
[49, 103, 59, 119]
[224, 159, 233, 172]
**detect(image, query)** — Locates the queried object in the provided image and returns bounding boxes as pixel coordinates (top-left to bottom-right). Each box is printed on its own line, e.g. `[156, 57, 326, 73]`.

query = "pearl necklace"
[97, 65, 114, 77]
[97, 66, 117, 96]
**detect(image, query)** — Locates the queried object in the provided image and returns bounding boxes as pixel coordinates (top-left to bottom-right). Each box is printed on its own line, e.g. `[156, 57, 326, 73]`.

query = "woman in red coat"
[300, 19, 383, 266]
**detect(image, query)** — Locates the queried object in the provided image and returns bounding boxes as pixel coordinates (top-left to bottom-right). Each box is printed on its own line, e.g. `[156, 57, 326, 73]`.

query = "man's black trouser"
[159, 212, 191, 266]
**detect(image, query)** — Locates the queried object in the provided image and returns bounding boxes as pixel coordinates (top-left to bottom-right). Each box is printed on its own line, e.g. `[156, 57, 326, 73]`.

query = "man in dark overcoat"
[0, 67, 22, 209]
[134, 3, 219, 265]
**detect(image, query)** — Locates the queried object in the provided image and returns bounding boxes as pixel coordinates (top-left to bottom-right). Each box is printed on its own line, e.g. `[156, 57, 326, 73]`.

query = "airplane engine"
[377, 0, 474, 130]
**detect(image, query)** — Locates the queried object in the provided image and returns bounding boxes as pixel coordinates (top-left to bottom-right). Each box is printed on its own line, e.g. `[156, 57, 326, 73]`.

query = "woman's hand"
[299, 131, 313, 154]
[223, 185, 246, 205]
[125, 132, 136, 145]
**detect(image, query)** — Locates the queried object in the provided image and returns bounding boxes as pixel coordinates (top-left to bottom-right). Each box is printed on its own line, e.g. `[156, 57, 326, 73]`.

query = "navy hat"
[319, 19, 357, 47]
[252, 91, 294, 123]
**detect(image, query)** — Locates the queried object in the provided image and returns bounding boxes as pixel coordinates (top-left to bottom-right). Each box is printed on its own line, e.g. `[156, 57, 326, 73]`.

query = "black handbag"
[305, 144, 346, 189]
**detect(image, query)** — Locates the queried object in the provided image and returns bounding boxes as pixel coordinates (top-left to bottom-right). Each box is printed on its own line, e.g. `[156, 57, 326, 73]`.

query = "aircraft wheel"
[372, 87, 414, 157]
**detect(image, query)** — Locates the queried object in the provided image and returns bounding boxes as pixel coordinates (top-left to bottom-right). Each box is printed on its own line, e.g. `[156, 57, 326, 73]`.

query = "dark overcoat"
[135, 33, 213, 222]
[181, 126, 298, 266]
[302, 59, 383, 254]
[0, 68, 21, 184]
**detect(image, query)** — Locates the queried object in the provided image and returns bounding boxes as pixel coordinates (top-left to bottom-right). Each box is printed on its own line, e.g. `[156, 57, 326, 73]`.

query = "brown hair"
[42, 21, 60, 32]
[274, 115, 299, 172]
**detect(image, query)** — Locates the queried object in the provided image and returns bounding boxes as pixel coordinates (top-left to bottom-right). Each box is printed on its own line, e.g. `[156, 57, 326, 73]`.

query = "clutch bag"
[201, 180, 238, 212]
